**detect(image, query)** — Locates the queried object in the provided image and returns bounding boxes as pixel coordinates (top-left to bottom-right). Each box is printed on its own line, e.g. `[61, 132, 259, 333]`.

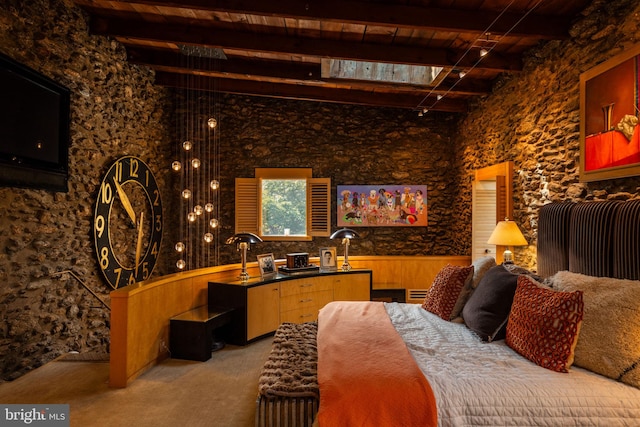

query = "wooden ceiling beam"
[126, 47, 321, 81]
[126, 46, 492, 96]
[154, 71, 468, 112]
[92, 17, 522, 72]
[108, 0, 571, 39]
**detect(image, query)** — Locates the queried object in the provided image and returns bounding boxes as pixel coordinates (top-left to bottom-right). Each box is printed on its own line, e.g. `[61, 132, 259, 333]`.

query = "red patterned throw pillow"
[422, 264, 474, 321]
[506, 275, 584, 373]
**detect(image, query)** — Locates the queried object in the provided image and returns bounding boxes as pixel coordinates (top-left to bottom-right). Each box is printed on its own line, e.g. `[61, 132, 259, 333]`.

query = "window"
[261, 178, 307, 237]
[235, 168, 330, 241]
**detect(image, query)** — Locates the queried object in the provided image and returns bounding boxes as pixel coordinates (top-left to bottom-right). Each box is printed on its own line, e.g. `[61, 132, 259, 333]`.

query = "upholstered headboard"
[537, 200, 640, 280]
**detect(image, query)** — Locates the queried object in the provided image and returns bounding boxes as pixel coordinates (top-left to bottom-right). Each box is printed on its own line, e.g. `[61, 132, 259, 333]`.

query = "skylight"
[321, 59, 443, 86]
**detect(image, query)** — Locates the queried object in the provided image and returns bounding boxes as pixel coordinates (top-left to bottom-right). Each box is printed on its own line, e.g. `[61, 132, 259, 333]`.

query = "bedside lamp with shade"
[225, 232, 263, 282]
[329, 228, 360, 271]
[487, 218, 528, 264]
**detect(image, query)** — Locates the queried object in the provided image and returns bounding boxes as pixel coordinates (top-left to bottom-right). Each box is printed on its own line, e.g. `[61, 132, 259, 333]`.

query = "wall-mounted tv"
[0, 52, 70, 192]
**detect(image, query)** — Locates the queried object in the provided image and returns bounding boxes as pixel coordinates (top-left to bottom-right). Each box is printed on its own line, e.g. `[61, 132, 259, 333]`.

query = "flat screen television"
[0, 52, 70, 192]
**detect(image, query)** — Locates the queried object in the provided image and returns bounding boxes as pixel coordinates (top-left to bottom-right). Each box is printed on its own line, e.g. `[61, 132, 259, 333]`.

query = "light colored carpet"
[0, 337, 274, 427]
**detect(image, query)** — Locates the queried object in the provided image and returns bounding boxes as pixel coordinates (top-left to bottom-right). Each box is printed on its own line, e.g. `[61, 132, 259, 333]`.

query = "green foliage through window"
[261, 179, 307, 236]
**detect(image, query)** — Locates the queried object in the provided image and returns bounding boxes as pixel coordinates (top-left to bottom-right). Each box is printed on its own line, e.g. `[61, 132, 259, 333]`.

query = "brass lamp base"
[502, 249, 514, 264]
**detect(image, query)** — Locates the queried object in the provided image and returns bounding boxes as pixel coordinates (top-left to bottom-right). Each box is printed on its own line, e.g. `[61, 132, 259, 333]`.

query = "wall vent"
[408, 289, 429, 300]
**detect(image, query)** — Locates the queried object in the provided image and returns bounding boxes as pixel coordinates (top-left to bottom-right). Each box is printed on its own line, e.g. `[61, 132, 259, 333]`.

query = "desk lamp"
[330, 228, 360, 271]
[225, 232, 263, 282]
[487, 218, 527, 264]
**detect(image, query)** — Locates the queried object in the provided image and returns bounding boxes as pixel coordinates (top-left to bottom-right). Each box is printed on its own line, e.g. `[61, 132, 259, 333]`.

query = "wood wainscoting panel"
[110, 257, 470, 387]
[109, 264, 248, 388]
[348, 256, 471, 303]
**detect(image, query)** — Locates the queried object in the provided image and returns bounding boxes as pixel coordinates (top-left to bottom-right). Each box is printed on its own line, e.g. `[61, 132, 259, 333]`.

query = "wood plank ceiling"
[73, 0, 592, 113]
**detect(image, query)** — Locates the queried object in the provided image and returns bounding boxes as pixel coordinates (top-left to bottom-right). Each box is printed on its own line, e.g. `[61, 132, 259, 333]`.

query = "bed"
[256, 200, 640, 426]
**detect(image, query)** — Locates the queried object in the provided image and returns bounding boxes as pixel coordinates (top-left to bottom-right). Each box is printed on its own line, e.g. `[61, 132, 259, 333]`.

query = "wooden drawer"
[280, 305, 322, 323]
[279, 277, 332, 297]
[280, 289, 333, 313]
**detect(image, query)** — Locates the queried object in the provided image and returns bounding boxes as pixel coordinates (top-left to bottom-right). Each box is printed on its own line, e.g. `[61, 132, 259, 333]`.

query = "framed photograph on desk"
[257, 253, 276, 278]
[319, 247, 337, 272]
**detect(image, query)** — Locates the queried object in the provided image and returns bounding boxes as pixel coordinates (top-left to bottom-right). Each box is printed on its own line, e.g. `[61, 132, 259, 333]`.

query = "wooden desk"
[208, 269, 372, 345]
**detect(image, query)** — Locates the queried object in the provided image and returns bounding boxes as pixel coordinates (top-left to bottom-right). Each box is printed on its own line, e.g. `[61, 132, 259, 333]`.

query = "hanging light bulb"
[194, 205, 203, 216]
[182, 140, 192, 151]
[176, 259, 186, 270]
[209, 218, 219, 228]
[210, 180, 220, 190]
[436, 94, 443, 101]
[175, 242, 185, 253]
[191, 158, 201, 169]
[479, 48, 488, 57]
[207, 117, 217, 129]
[181, 189, 192, 199]
[203, 232, 214, 243]
[204, 203, 214, 213]
[171, 161, 182, 172]
[187, 212, 197, 222]
[459, 71, 467, 78]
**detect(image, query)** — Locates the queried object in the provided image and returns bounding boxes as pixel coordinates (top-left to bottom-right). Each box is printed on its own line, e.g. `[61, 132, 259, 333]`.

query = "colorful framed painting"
[580, 44, 640, 182]
[337, 185, 427, 227]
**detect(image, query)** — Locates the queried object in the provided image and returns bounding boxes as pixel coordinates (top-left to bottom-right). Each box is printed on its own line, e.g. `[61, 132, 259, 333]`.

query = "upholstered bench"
[256, 321, 319, 427]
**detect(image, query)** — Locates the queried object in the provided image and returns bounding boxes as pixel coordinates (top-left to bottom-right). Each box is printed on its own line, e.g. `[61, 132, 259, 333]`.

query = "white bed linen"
[385, 302, 640, 426]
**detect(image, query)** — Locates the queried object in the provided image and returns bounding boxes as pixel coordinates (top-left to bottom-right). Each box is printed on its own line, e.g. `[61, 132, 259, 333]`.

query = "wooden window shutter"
[495, 174, 507, 222]
[309, 177, 331, 237]
[235, 178, 259, 234]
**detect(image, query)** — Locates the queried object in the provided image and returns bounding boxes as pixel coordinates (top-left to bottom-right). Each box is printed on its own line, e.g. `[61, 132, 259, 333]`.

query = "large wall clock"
[94, 156, 163, 289]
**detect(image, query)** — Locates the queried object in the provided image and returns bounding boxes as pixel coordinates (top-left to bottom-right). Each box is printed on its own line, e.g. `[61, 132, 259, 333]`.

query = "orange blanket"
[316, 301, 437, 426]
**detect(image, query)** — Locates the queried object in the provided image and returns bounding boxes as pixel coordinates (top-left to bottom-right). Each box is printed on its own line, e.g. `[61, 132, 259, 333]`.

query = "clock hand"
[113, 177, 137, 226]
[135, 211, 144, 277]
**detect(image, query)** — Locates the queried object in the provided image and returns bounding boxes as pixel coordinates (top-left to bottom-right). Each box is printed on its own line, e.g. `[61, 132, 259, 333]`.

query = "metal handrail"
[51, 270, 110, 311]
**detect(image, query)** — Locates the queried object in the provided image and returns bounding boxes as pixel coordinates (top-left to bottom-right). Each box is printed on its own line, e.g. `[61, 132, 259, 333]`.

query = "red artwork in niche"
[585, 127, 640, 171]
[583, 55, 640, 173]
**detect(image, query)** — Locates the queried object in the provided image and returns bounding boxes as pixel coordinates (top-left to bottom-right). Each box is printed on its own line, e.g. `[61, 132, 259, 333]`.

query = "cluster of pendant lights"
[172, 115, 221, 270]
[172, 46, 224, 271]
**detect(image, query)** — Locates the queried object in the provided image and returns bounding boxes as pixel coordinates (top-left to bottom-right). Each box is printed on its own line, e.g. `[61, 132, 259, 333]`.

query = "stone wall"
[451, 0, 640, 270]
[210, 99, 460, 266]
[0, 0, 174, 381]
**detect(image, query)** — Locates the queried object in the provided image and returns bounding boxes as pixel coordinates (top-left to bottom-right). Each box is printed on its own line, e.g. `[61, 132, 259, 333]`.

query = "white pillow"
[551, 270, 640, 388]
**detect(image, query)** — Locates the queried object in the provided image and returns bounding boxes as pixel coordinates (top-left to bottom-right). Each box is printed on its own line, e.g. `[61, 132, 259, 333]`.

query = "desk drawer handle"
[300, 298, 313, 303]
[300, 313, 314, 318]
[300, 283, 313, 288]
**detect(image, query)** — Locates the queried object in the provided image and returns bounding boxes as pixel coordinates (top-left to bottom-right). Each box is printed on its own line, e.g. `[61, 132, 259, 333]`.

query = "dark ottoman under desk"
[170, 306, 234, 361]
